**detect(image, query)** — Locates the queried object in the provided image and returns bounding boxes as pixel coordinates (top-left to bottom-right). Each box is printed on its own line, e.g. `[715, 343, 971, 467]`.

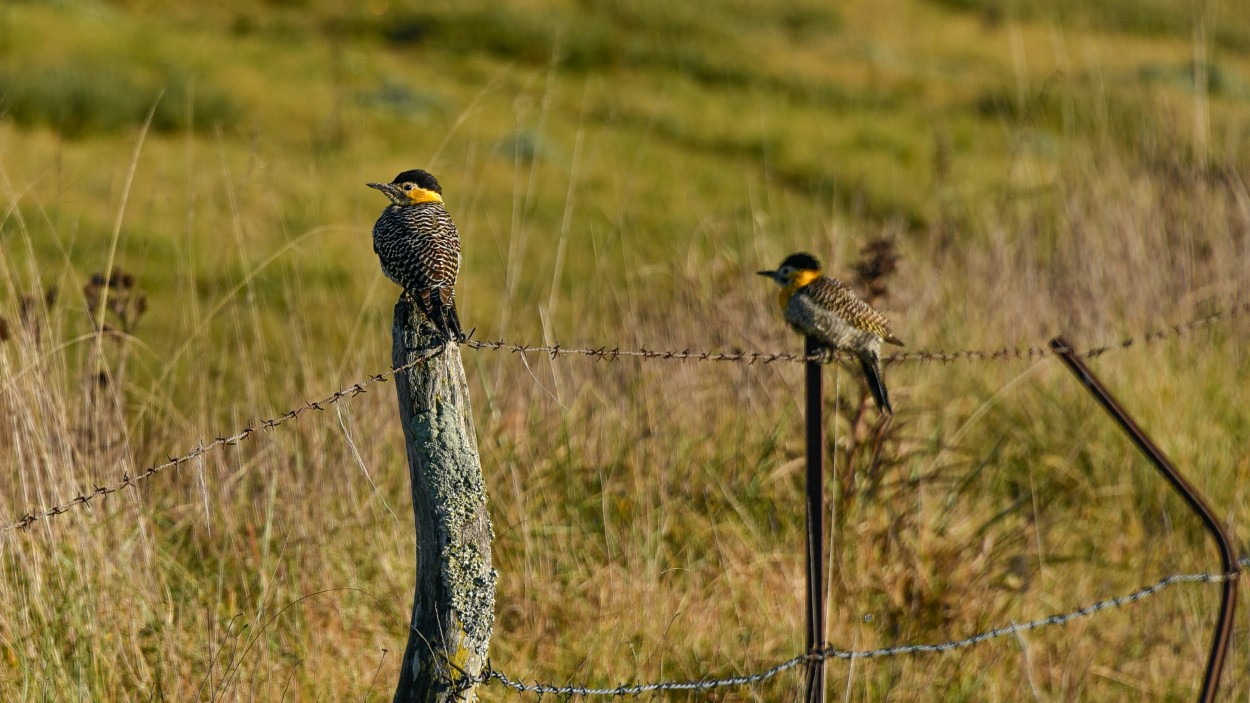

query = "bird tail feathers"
[415, 289, 465, 343]
[859, 353, 893, 415]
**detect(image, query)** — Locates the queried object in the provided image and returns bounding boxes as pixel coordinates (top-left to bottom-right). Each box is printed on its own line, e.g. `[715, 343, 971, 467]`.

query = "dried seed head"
[851, 237, 900, 304]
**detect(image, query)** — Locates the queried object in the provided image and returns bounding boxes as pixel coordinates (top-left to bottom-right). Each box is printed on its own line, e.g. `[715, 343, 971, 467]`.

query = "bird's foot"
[424, 323, 473, 346]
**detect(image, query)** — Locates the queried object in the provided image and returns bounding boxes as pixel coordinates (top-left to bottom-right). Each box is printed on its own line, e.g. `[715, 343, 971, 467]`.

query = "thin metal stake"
[804, 337, 826, 703]
[1050, 336, 1237, 703]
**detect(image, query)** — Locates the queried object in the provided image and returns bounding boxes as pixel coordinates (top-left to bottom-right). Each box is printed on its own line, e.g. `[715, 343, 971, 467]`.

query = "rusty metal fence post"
[1050, 336, 1237, 703]
[803, 337, 827, 703]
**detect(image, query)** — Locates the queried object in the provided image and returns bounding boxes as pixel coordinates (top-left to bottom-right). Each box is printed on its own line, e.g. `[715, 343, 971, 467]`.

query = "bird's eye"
[402, 183, 414, 191]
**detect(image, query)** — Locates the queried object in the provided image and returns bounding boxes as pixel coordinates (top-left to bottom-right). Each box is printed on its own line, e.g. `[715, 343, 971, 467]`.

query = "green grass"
[2, 0, 1250, 700]
[0, 63, 239, 136]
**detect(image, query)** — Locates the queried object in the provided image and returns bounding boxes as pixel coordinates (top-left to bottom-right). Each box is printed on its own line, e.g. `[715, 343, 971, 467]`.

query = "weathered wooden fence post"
[391, 298, 496, 703]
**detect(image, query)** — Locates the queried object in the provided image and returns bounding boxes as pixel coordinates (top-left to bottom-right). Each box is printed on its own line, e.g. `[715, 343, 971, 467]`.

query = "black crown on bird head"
[391, 169, 442, 194]
[780, 252, 822, 271]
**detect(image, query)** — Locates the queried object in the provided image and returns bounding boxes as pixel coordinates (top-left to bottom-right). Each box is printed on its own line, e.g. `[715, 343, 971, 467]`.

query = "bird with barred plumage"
[368, 169, 465, 342]
[758, 252, 904, 414]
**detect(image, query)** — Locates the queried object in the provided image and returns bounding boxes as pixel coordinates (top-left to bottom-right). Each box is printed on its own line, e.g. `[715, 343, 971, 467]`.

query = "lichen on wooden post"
[391, 298, 496, 703]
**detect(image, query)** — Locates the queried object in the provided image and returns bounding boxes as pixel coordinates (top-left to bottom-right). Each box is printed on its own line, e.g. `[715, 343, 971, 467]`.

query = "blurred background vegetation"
[1, 0, 1249, 700]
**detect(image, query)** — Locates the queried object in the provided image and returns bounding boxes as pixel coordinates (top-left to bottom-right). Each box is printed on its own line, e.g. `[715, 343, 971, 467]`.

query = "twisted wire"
[479, 565, 1244, 697]
[0, 347, 444, 533]
[464, 301, 1249, 365]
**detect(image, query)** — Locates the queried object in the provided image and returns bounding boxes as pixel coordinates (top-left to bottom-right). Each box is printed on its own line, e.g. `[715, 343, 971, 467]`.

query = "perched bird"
[758, 252, 904, 414]
[368, 169, 464, 342]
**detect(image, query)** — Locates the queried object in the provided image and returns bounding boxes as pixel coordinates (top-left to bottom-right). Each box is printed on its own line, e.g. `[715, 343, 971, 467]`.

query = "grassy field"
[2, 0, 1250, 700]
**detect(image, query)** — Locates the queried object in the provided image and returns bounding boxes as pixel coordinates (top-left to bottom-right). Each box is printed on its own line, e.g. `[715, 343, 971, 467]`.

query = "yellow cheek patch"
[793, 269, 820, 287]
[406, 187, 443, 204]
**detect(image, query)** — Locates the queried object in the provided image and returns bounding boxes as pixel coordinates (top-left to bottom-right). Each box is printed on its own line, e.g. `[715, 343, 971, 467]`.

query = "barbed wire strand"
[477, 563, 1246, 697]
[464, 301, 1250, 366]
[3, 303, 1246, 534]
[0, 346, 445, 533]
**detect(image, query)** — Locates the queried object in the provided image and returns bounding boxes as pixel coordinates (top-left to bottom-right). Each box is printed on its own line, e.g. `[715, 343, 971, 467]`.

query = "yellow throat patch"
[777, 269, 820, 311]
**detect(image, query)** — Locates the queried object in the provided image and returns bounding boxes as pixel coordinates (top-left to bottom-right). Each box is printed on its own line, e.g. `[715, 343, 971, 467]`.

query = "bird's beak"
[368, 182, 404, 201]
[756, 270, 775, 278]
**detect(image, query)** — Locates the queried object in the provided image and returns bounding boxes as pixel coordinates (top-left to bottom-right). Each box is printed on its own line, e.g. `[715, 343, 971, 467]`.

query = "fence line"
[475, 563, 1246, 698]
[465, 301, 1249, 365]
[2, 303, 1246, 534]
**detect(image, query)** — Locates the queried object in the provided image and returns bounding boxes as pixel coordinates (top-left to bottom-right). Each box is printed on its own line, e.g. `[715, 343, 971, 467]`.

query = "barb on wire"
[464, 301, 1250, 366]
[476, 566, 1242, 697]
[0, 347, 446, 534]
